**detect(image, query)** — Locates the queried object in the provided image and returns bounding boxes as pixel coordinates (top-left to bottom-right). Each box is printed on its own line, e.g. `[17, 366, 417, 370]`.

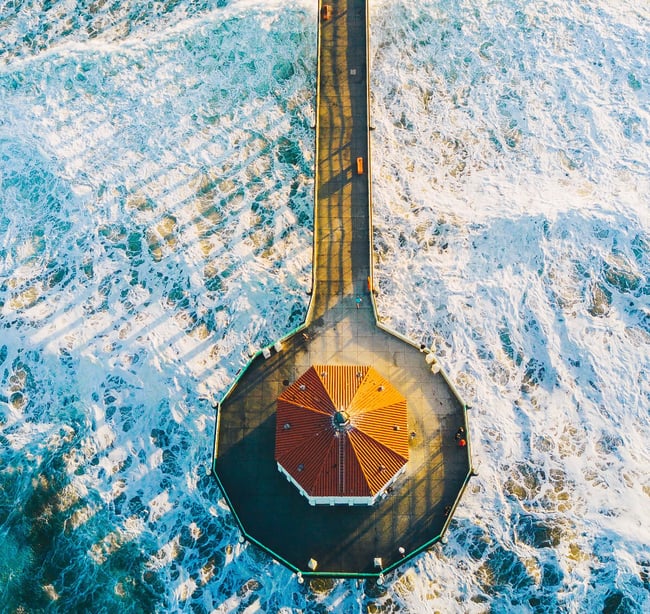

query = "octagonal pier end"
[211, 0, 474, 578]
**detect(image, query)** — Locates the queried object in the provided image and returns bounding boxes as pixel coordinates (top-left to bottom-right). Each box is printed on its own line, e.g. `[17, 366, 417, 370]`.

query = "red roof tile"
[275, 365, 409, 499]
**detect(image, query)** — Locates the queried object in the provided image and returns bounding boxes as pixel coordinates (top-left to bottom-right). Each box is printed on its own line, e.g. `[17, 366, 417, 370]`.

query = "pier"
[211, 0, 473, 578]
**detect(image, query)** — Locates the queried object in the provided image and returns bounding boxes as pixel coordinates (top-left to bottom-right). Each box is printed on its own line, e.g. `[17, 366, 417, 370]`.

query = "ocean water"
[0, 0, 648, 612]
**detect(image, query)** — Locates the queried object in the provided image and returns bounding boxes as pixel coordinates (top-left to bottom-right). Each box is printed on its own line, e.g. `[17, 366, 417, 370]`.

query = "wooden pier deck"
[212, 0, 472, 577]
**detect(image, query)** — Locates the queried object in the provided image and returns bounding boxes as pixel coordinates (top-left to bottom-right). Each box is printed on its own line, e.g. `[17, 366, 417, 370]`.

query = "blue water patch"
[0, 0, 649, 610]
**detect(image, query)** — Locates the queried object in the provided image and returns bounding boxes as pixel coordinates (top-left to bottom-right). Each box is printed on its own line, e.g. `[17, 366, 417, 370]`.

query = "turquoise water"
[1, 0, 649, 611]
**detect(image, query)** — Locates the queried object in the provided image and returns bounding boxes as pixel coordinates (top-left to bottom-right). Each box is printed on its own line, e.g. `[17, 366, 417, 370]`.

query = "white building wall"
[277, 463, 406, 507]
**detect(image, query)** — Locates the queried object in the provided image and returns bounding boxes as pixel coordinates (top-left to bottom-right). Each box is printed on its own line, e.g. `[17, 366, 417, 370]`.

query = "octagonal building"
[276, 365, 408, 506]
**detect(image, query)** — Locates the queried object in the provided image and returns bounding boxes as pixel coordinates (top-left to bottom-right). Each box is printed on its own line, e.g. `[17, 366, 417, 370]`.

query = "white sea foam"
[1, 1, 317, 610]
[0, 0, 648, 611]
[368, 0, 649, 611]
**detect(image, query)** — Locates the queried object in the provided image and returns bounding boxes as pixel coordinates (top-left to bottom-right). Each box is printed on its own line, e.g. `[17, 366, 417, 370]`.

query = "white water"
[0, 0, 648, 611]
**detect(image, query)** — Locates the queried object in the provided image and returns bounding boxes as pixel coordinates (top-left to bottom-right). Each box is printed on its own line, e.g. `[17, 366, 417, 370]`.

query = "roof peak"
[333, 408, 351, 430]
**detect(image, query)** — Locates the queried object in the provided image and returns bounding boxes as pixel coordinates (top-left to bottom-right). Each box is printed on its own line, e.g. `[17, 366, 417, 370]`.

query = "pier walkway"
[211, 0, 472, 577]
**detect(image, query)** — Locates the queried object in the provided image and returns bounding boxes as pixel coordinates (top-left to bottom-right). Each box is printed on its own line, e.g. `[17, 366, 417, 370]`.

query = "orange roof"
[275, 365, 409, 499]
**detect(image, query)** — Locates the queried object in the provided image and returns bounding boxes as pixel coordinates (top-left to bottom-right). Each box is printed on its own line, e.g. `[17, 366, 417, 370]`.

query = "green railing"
[303, 0, 324, 328]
